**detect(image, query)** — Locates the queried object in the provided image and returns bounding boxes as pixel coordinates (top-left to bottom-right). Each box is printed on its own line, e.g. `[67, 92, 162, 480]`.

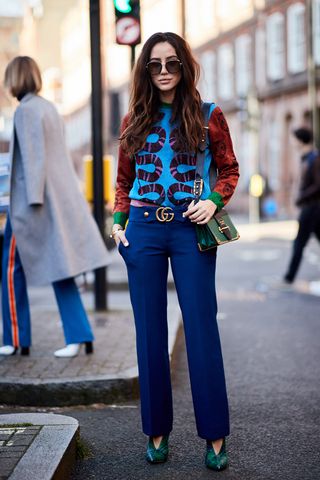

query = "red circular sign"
[116, 17, 140, 45]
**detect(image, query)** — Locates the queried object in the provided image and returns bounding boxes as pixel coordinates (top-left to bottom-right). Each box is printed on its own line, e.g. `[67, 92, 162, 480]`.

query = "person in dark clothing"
[284, 127, 320, 284]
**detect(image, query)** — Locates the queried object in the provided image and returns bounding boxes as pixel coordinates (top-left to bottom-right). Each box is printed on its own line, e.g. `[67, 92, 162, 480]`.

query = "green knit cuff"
[113, 212, 128, 228]
[207, 191, 224, 211]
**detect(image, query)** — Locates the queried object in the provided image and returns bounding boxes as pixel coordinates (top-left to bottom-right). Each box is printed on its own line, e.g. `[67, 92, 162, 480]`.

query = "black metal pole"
[131, 45, 136, 71]
[89, 0, 107, 310]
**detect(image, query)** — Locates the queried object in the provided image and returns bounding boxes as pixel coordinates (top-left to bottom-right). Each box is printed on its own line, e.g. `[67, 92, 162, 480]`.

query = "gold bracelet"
[109, 227, 123, 239]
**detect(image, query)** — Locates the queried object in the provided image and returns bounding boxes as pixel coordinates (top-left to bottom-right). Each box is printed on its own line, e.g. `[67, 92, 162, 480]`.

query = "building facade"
[194, 0, 320, 216]
[106, 0, 320, 217]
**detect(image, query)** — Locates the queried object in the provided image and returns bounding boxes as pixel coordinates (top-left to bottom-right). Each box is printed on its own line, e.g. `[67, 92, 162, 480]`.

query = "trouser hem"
[198, 428, 230, 441]
[143, 428, 172, 437]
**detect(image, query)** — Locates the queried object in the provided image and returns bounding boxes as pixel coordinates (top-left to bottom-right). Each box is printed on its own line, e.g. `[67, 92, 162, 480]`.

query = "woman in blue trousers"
[0, 56, 109, 358]
[112, 33, 239, 470]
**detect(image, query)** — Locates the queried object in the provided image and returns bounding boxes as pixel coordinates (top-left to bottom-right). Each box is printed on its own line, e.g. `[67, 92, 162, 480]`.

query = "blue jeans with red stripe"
[1, 216, 94, 348]
[119, 205, 230, 441]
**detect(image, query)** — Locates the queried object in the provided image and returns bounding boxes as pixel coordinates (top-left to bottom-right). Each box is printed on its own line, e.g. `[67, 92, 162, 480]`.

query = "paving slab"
[0, 413, 79, 480]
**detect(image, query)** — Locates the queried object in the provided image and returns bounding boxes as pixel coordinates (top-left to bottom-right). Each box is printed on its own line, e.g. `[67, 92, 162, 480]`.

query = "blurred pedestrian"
[112, 32, 239, 470]
[0, 56, 109, 358]
[284, 127, 320, 284]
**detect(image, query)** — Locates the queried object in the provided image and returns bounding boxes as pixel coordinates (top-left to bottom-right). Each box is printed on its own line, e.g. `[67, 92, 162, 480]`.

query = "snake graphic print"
[131, 106, 201, 207]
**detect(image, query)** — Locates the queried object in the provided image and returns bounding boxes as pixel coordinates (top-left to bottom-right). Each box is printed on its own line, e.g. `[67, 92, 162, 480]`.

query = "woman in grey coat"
[0, 56, 109, 358]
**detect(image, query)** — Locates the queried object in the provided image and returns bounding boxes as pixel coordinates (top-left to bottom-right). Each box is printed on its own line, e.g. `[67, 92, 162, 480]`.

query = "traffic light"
[114, 0, 141, 46]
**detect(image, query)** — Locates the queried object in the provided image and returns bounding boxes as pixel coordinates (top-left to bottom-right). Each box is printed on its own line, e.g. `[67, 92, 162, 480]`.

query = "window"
[217, 43, 234, 100]
[287, 3, 306, 73]
[266, 12, 285, 80]
[314, 0, 320, 65]
[199, 51, 216, 101]
[235, 34, 252, 96]
[255, 27, 266, 88]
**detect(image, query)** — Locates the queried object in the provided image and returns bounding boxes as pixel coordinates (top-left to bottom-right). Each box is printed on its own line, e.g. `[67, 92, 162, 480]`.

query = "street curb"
[0, 413, 79, 480]
[0, 308, 182, 407]
[0, 375, 140, 407]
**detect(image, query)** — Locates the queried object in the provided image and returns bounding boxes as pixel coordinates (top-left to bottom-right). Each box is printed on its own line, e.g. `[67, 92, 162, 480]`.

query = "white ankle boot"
[54, 343, 80, 358]
[0, 345, 17, 355]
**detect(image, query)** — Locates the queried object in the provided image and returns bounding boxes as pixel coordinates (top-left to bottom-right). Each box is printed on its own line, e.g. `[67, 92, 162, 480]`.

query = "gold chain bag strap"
[193, 102, 240, 251]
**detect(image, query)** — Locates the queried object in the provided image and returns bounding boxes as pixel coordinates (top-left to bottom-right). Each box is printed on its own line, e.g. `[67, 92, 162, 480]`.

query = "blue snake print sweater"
[128, 103, 216, 208]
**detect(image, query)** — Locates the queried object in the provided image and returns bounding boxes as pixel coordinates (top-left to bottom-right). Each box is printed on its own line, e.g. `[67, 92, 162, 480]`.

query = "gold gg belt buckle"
[155, 207, 174, 222]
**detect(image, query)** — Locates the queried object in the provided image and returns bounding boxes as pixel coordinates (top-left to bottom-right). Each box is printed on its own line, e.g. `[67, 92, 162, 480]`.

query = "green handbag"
[194, 102, 240, 251]
[195, 209, 240, 251]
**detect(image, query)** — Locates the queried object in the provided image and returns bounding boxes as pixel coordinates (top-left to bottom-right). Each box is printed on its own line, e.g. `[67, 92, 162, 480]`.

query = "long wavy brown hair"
[120, 32, 204, 155]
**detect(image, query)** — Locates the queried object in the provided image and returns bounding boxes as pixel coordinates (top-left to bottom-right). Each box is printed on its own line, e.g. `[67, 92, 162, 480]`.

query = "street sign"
[116, 16, 140, 45]
[114, 0, 141, 46]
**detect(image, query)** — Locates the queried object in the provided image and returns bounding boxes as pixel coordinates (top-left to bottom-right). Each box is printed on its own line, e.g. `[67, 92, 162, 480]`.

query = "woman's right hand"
[112, 224, 129, 247]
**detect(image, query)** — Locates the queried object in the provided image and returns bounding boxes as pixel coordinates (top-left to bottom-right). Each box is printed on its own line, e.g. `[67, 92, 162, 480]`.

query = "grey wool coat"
[8, 93, 109, 286]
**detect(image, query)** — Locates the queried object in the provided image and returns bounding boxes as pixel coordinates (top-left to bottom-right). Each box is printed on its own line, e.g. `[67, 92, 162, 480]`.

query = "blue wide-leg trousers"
[1, 216, 94, 347]
[119, 206, 230, 440]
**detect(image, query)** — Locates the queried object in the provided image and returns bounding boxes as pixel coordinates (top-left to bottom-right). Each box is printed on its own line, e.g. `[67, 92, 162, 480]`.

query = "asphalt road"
[66, 234, 320, 480]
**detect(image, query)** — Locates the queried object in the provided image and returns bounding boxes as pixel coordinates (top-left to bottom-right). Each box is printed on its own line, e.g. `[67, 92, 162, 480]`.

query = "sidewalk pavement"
[0, 413, 79, 480]
[0, 219, 319, 479]
[0, 247, 180, 407]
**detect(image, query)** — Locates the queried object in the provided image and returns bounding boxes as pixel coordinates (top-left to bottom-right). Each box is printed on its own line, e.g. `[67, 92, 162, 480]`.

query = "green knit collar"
[160, 102, 172, 109]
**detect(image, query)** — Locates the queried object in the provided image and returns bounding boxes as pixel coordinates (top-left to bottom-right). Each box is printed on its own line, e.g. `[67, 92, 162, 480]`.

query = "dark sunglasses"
[146, 60, 182, 75]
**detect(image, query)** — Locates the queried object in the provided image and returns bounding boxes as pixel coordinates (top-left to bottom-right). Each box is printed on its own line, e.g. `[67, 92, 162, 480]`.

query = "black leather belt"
[129, 205, 189, 223]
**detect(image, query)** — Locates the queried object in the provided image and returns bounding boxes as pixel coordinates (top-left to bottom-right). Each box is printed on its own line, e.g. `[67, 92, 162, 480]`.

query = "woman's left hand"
[183, 200, 217, 224]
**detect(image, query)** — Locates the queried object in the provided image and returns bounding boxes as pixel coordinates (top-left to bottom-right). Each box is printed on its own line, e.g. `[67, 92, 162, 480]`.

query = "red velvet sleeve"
[208, 106, 240, 207]
[113, 115, 136, 225]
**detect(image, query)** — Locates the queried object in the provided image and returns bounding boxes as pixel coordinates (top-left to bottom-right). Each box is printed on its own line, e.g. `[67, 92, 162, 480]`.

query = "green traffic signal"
[114, 0, 132, 13]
